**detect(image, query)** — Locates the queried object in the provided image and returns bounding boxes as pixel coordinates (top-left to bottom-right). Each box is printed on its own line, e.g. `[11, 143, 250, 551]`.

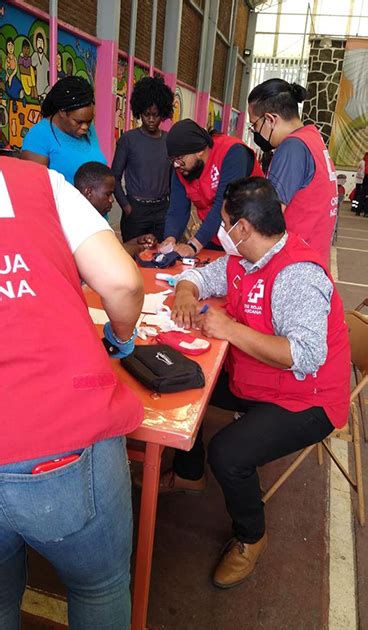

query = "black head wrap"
[166, 118, 213, 157]
[41, 76, 95, 118]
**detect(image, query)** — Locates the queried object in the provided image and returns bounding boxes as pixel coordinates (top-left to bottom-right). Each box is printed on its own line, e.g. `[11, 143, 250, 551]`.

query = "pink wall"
[95, 40, 118, 165]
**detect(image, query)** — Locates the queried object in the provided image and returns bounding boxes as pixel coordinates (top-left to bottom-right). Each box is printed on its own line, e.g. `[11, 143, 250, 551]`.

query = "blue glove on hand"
[103, 322, 137, 359]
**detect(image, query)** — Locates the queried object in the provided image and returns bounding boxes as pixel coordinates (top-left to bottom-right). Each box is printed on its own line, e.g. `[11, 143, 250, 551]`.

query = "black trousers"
[120, 196, 169, 242]
[173, 369, 334, 544]
[354, 176, 368, 216]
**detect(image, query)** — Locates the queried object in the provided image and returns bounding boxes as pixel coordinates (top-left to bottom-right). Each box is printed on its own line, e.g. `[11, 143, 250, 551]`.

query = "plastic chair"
[262, 310, 368, 526]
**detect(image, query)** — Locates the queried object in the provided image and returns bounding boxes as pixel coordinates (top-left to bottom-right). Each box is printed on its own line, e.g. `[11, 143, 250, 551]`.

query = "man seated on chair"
[163, 176, 351, 589]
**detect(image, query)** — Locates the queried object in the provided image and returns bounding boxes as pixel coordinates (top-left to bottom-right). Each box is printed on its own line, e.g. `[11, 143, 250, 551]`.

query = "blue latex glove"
[103, 322, 137, 359]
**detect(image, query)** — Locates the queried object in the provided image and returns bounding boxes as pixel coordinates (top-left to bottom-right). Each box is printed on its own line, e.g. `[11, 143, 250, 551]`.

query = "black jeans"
[173, 369, 334, 544]
[354, 176, 368, 216]
[120, 196, 169, 242]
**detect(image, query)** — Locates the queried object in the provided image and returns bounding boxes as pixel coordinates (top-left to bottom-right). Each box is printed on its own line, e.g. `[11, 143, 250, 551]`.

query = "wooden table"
[85, 253, 227, 630]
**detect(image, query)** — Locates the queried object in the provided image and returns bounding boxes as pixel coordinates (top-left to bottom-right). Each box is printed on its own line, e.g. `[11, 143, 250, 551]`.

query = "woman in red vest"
[0, 157, 144, 629]
[158, 177, 350, 589]
[248, 79, 338, 266]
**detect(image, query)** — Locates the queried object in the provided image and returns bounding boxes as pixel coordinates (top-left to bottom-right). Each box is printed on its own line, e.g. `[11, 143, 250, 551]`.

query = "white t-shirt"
[48, 169, 113, 253]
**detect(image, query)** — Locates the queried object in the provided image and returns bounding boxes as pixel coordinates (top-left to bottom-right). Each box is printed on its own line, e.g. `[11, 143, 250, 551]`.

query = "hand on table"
[137, 233, 157, 248]
[199, 307, 233, 340]
[171, 292, 203, 330]
[158, 236, 176, 253]
[174, 243, 197, 258]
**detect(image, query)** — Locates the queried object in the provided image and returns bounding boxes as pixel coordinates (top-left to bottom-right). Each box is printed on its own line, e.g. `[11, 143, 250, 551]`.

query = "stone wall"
[302, 38, 346, 146]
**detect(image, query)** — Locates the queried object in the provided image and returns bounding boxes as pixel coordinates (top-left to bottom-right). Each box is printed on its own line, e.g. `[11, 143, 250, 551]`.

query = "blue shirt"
[268, 137, 315, 206]
[22, 119, 107, 184]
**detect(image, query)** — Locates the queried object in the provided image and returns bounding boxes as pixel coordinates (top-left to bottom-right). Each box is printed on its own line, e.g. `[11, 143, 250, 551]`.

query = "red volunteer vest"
[277, 125, 337, 267]
[177, 134, 263, 245]
[225, 232, 350, 428]
[0, 158, 143, 465]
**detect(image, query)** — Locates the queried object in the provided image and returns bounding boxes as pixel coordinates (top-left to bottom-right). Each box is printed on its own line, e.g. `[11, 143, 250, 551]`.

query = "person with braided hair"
[248, 79, 338, 266]
[111, 75, 174, 242]
[21, 76, 106, 183]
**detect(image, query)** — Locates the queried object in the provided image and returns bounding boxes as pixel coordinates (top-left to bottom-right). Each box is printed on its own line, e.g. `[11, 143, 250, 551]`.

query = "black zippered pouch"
[121, 344, 205, 393]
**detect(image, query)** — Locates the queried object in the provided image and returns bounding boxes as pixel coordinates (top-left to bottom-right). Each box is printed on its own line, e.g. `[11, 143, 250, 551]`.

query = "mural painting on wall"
[115, 57, 148, 139]
[229, 110, 239, 136]
[0, 3, 96, 150]
[172, 86, 183, 124]
[330, 39, 368, 168]
[207, 99, 222, 132]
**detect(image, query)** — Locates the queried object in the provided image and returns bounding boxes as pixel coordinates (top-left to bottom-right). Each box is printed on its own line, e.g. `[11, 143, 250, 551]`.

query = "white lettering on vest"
[0, 281, 15, 298]
[17, 279, 36, 297]
[13, 254, 30, 273]
[0, 172, 15, 218]
[0, 254, 30, 274]
[0, 279, 36, 299]
[210, 164, 220, 190]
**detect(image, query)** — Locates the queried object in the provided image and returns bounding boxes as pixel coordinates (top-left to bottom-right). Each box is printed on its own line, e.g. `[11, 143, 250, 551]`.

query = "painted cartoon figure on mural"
[18, 38, 37, 98]
[5, 37, 23, 101]
[114, 58, 148, 139]
[0, 3, 97, 149]
[56, 52, 65, 79]
[31, 30, 49, 101]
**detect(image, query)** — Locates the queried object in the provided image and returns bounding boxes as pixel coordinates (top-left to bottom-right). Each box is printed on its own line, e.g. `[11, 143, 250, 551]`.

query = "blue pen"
[199, 304, 209, 314]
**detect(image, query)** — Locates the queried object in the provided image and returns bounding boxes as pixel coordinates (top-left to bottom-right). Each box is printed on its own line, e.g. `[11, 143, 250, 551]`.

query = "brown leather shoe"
[213, 533, 268, 589]
[134, 468, 206, 495]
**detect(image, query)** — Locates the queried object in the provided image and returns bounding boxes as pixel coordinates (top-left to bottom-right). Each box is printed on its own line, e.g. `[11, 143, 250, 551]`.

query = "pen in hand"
[199, 304, 209, 314]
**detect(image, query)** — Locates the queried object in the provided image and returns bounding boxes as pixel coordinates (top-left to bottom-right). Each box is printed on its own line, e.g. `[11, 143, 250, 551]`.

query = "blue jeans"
[0, 437, 132, 630]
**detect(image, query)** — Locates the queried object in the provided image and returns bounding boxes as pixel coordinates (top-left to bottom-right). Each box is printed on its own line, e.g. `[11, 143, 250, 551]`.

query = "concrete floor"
[21, 203, 368, 629]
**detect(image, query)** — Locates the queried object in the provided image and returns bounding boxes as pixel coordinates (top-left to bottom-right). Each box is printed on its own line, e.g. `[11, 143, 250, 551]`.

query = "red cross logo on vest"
[247, 279, 265, 304]
[210, 164, 220, 190]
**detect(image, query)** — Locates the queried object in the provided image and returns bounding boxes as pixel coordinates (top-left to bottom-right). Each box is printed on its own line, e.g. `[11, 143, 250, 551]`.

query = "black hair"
[41, 76, 94, 143]
[248, 79, 308, 121]
[223, 176, 286, 236]
[36, 33, 45, 43]
[41, 76, 94, 118]
[130, 75, 174, 120]
[6, 37, 14, 46]
[74, 161, 114, 191]
[22, 39, 30, 49]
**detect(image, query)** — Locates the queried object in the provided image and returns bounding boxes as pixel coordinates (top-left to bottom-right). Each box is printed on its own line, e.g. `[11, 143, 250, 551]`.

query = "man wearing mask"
[248, 78, 337, 267]
[154, 176, 350, 589]
[159, 118, 263, 257]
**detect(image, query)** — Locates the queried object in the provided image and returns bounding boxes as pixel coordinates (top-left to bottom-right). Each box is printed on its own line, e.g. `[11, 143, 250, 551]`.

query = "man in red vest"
[248, 78, 338, 267]
[0, 157, 144, 628]
[158, 118, 263, 257]
[164, 177, 350, 589]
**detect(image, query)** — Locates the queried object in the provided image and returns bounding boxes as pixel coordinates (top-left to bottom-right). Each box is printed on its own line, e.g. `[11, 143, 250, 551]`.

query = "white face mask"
[217, 221, 243, 257]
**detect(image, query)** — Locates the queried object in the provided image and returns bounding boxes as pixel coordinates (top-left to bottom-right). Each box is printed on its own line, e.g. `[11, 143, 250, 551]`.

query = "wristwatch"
[187, 241, 198, 254]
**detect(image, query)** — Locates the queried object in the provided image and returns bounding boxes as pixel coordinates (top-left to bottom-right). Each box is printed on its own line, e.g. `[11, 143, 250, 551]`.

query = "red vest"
[0, 158, 143, 465]
[225, 232, 350, 428]
[177, 134, 263, 245]
[278, 125, 338, 267]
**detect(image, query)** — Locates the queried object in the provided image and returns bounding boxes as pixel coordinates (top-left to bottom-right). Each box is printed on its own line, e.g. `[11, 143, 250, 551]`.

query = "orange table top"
[84, 252, 228, 451]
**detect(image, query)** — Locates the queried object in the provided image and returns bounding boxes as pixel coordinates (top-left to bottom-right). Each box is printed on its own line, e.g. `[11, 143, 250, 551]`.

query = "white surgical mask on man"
[217, 221, 243, 257]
